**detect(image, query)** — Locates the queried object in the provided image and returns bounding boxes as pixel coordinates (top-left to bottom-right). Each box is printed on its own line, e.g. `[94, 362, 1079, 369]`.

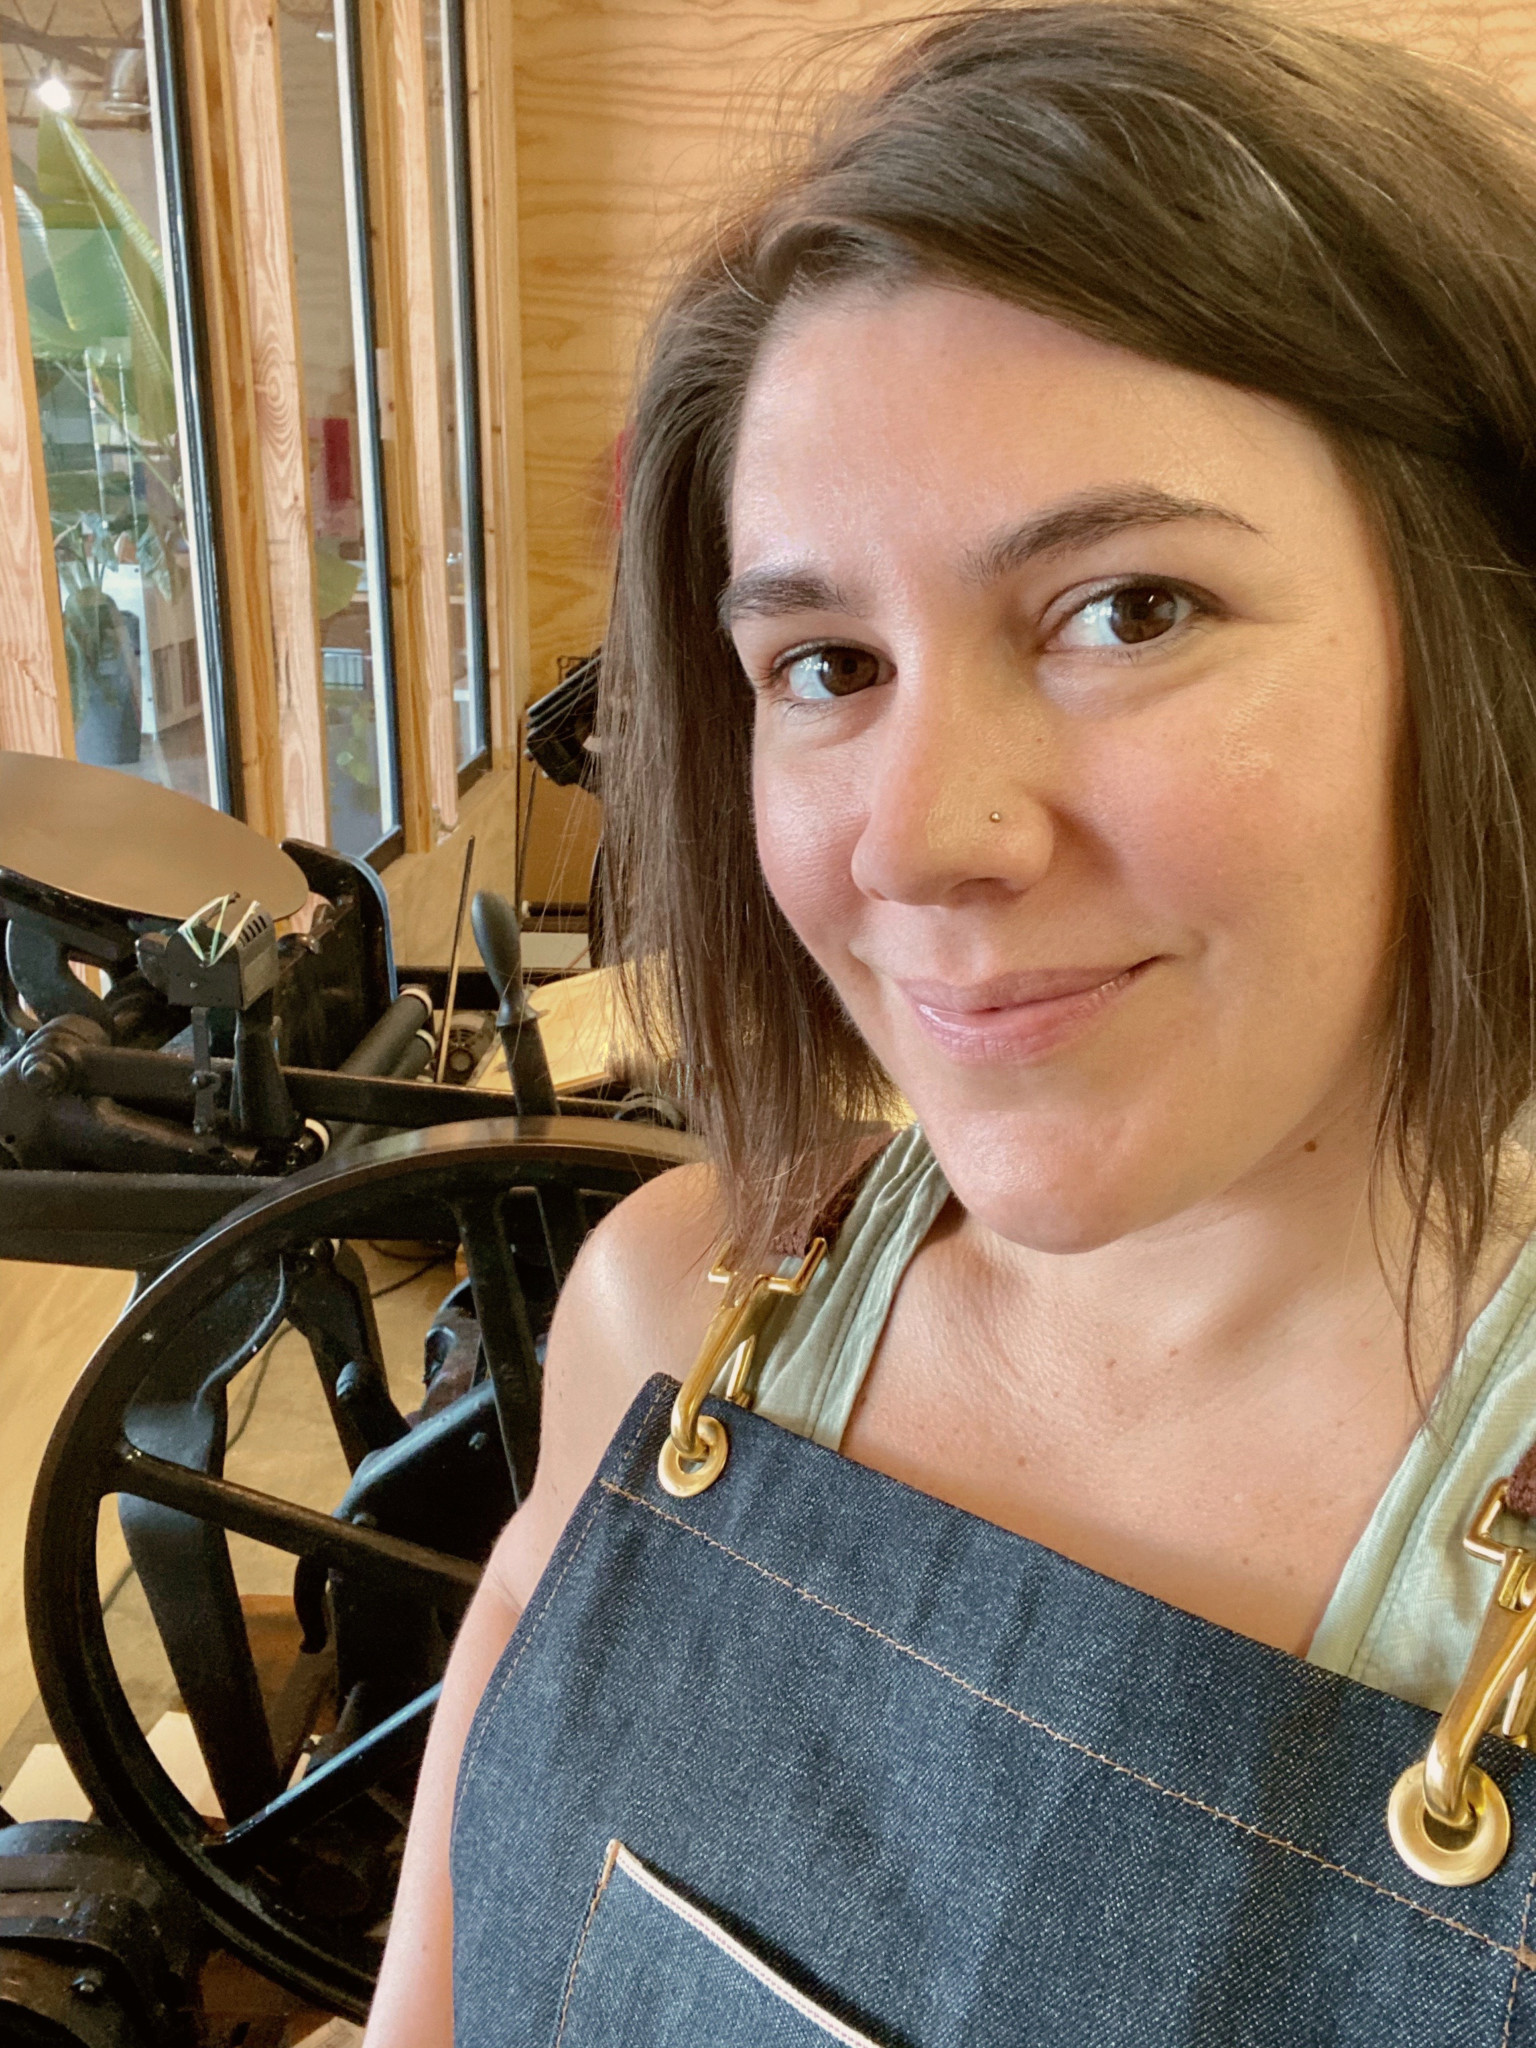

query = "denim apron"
[451, 1376, 1536, 2045]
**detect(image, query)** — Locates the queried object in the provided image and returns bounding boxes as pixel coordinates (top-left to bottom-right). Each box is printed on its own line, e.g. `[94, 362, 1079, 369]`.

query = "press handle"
[471, 890, 556, 1116]
[472, 888, 524, 1012]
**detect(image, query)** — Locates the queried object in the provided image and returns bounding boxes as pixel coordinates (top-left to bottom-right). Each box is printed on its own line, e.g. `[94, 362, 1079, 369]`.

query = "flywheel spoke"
[211, 1685, 441, 1874]
[109, 1441, 480, 1607]
[452, 1194, 542, 1501]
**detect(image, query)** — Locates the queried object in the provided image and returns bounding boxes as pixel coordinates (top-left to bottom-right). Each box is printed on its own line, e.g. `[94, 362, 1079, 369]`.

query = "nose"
[848, 670, 1057, 906]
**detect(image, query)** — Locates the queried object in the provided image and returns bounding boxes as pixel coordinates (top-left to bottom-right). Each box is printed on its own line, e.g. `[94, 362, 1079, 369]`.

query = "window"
[2, 0, 231, 807]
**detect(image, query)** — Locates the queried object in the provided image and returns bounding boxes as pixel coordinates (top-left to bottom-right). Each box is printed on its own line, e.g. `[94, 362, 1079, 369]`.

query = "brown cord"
[1506, 1445, 1536, 1520]
[769, 1128, 893, 1260]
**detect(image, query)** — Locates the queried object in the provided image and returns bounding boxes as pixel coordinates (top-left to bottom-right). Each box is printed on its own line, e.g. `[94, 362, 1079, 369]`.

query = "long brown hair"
[601, 0, 1536, 1357]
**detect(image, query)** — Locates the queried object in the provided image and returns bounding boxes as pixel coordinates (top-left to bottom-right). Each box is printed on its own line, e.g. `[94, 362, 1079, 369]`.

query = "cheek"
[752, 744, 865, 956]
[1096, 662, 1400, 990]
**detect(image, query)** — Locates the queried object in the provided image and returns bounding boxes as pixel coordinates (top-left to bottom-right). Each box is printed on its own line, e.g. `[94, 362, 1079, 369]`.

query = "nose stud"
[988, 811, 1002, 823]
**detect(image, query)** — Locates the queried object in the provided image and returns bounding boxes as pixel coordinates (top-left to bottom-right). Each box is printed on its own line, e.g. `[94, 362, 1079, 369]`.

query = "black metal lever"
[471, 891, 557, 1116]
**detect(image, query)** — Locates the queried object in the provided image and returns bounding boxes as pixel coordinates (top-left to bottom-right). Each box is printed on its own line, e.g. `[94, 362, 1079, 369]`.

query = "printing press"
[0, 751, 692, 2042]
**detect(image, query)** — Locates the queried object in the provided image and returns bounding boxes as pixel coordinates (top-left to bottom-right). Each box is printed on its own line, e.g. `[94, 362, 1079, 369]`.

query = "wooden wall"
[507, 0, 1536, 904]
[0, 156, 68, 757]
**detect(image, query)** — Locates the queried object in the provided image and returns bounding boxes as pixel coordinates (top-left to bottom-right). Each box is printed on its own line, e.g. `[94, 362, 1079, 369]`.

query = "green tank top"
[751, 1123, 1536, 1713]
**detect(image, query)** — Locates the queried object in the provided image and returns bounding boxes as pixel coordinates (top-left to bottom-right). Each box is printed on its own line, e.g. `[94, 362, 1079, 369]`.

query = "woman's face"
[728, 284, 1402, 1251]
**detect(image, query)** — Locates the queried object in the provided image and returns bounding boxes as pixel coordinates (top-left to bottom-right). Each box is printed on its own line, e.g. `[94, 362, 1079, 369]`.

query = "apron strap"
[766, 1127, 895, 1259]
[1507, 1443, 1536, 1518]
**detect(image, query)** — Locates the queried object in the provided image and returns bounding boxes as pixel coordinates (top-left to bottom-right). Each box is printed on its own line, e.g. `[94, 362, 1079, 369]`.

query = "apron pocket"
[552, 1840, 884, 2048]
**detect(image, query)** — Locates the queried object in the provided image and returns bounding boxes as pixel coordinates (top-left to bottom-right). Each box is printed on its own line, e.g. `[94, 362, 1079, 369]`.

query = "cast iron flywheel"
[24, 1115, 697, 2018]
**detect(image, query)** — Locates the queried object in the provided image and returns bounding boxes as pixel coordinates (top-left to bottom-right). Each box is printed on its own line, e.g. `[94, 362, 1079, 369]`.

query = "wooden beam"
[465, 0, 530, 769]
[357, 0, 457, 850]
[226, 0, 329, 846]
[392, 0, 458, 832]
[180, 0, 286, 838]
[0, 131, 71, 757]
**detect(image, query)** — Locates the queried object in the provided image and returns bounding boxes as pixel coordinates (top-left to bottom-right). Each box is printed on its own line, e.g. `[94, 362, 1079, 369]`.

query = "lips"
[895, 959, 1157, 1063]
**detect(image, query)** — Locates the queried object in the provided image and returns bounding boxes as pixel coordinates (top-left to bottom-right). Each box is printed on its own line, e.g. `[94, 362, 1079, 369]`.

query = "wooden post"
[226, 0, 330, 846]
[179, 0, 287, 839]
[0, 137, 71, 757]
[465, 0, 530, 771]
[357, 0, 458, 850]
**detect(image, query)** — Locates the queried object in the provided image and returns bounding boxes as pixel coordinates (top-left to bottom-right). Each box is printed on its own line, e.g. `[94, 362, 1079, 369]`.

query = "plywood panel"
[510, 0, 915, 711]
[0, 137, 69, 757]
[227, 0, 330, 845]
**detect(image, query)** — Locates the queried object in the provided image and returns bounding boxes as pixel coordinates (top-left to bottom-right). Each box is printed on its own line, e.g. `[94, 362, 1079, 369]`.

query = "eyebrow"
[964, 486, 1262, 584]
[718, 485, 1261, 627]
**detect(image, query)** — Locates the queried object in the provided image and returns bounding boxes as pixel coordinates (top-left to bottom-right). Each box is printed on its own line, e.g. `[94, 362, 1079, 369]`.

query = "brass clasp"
[1388, 1480, 1536, 1885]
[656, 1239, 826, 1499]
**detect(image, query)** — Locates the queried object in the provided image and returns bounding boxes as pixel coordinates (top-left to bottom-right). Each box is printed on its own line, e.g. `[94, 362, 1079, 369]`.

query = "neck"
[963, 1092, 1438, 1402]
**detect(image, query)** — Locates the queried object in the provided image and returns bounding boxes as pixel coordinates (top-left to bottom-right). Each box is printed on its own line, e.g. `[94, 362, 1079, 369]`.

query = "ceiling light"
[36, 74, 73, 113]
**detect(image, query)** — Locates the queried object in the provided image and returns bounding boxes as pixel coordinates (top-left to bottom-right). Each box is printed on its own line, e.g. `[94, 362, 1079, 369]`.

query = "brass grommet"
[1387, 1760, 1510, 1886]
[657, 1414, 729, 1498]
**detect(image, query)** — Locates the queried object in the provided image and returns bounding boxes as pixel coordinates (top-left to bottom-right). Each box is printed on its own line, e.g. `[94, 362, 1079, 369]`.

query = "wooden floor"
[0, 1258, 131, 1757]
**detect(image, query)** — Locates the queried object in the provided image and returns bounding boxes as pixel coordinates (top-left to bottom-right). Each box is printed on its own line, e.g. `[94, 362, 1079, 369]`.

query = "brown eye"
[1108, 586, 1182, 642]
[780, 646, 884, 700]
[1056, 583, 1194, 652]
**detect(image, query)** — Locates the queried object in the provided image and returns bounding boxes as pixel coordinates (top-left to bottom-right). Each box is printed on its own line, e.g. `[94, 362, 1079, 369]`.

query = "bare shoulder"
[485, 1160, 725, 1610]
[564, 1157, 725, 1364]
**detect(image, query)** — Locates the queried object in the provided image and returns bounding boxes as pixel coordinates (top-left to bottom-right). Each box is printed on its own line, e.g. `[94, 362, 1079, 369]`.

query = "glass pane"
[3, 1, 221, 805]
[423, 0, 487, 770]
[278, 0, 399, 855]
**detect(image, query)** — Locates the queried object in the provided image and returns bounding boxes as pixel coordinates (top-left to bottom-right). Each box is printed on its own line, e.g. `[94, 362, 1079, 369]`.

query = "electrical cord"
[370, 1256, 451, 1301]
[365, 1239, 446, 1264]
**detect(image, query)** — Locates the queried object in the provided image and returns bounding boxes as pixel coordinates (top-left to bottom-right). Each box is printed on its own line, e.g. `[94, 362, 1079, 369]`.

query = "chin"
[948, 1177, 1152, 1256]
[916, 1106, 1197, 1254]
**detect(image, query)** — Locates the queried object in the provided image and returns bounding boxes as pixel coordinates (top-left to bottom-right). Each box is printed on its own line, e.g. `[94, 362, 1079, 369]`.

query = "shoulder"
[563, 1158, 725, 1371]
[484, 1160, 725, 1611]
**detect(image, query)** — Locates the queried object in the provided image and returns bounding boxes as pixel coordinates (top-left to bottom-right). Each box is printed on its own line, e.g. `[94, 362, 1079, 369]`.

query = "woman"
[368, 4, 1536, 2040]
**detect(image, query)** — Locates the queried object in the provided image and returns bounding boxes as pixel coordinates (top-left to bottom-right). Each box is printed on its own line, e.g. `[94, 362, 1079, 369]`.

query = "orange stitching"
[601, 1478, 1533, 1969]
[1500, 1860, 1536, 2045]
[554, 1840, 621, 2047]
